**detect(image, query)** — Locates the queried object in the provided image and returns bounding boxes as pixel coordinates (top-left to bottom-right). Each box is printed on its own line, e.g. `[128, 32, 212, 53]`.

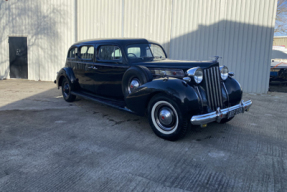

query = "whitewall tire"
[148, 94, 189, 141]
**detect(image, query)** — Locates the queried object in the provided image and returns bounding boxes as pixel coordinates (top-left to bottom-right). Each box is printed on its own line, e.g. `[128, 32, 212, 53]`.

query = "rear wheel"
[148, 94, 188, 141]
[61, 78, 76, 102]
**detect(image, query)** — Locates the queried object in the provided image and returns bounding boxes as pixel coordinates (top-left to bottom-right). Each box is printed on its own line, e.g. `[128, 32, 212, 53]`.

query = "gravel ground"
[0, 79, 286, 192]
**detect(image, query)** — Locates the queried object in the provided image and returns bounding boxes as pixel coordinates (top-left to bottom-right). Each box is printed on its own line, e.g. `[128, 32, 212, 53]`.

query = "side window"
[127, 47, 141, 57]
[80, 46, 94, 60]
[98, 45, 122, 61]
[68, 48, 77, 59]
[150, 44, 166, 58]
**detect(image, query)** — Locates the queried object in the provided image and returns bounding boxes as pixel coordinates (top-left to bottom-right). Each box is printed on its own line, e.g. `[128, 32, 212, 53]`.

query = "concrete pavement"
[0, 79, 286, 191]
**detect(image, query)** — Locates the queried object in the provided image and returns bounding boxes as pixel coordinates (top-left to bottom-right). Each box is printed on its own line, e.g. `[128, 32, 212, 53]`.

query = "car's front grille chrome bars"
[204, 66, 223, 111]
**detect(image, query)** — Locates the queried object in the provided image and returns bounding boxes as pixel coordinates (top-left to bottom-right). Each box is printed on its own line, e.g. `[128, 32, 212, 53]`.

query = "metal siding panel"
[0, 1, 9, 79]
[77, 0, 122, 40]
[240, 0, 255, 92]
[124, 0, 172, 56]
[255, 0, 267, 93]
[263, 0, 277, 93]
[171, 0, 222, 61]
[0, 0, 277, 93]
[0, 0, 75, 81]
[170, 0, 276, 93]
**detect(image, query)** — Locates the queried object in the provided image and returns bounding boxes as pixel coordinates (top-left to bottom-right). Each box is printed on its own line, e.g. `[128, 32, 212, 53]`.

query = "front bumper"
[190, 100, 252, 125]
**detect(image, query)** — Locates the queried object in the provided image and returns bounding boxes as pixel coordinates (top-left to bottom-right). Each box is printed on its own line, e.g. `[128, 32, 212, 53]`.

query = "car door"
[66, 47, 82, 87]
[72, 45, 95, 93]
[94, 44, 129, 99]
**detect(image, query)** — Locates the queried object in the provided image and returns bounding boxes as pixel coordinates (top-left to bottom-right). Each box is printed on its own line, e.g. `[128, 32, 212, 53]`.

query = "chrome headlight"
[186, 67, 203, 84]
[220, 66, 229, 80]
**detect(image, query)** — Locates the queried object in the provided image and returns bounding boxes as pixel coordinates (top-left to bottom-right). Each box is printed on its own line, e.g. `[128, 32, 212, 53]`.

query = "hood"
[132, 59, 219, 71]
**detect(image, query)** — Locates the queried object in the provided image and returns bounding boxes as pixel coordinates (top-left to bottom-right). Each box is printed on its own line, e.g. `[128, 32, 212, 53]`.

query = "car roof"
[72, 38, 160, 47]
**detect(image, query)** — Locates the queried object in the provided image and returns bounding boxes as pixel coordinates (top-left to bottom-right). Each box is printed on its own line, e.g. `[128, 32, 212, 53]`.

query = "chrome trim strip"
[69, 60, 129, 68]
[215, 67, 223, 108]
[204, 70, 211, 107]
[206, 69, 214, 110]
[190, 100, 252, 125]
[210, 68, 218, 110]
[204, 66, 224, 111]
[212, 67, 219, 108]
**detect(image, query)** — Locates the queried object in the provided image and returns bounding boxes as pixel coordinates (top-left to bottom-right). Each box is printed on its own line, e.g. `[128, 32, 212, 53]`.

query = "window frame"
[96, 44, 123, 63]
[78, 45, 95, 61]
[125, 43, 167, 61]
[149, 44, 167, 59]
[127, 47, 141, 58]
[67, 47, 78, 60]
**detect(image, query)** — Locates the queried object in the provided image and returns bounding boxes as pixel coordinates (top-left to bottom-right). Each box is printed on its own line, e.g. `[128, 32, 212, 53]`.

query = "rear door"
[82, 46, 96, 93]
[9, 37, 28, 79]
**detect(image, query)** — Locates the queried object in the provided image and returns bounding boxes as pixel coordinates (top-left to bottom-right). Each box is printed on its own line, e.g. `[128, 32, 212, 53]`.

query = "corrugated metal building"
[0, 0, 76, 81]
[0, 0, 277, 93]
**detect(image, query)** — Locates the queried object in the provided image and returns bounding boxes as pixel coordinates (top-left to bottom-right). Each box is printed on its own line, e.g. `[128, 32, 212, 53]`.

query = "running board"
[70, 91, 135, 114]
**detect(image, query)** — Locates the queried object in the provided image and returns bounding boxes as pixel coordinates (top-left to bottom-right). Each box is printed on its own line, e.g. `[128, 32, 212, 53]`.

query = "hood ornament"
[213, 56, 222, 62]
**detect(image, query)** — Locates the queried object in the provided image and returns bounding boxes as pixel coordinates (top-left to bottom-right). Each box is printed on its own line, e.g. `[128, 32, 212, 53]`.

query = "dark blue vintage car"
[55, 38, 252, 141]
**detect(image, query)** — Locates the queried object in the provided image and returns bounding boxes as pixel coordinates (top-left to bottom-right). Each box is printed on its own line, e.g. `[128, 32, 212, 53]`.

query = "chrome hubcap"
[158, 107, 174, 126]
[128, 78, 140, 94]
[153, 103, 177, 132]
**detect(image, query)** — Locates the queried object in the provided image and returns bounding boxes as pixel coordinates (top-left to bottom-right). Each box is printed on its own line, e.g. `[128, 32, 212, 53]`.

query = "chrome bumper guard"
[190, 100, 252, 125]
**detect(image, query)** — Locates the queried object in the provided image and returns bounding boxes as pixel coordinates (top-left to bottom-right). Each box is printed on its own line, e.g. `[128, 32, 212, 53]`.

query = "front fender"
[56, 67, 78, 90]
[223, 77, 243, 106]
[125, 78, 201, 116]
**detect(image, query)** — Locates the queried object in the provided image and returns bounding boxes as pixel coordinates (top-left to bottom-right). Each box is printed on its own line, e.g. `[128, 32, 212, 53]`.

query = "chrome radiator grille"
[204, 66, 223, 111]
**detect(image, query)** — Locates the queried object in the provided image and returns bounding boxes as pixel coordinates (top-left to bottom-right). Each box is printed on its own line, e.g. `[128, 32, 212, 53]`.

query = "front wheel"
[148, 94, 189, 141]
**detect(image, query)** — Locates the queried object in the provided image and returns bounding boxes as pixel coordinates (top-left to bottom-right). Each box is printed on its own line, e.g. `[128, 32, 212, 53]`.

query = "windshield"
[126, 44, 166, 61]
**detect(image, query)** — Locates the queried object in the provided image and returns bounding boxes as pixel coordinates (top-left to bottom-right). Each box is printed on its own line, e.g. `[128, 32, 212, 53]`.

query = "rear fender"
[56, 67, 78, 90]
[125, 78, 201, 116]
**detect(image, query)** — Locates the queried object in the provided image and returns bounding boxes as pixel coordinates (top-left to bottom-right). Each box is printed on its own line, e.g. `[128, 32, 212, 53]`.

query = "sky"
[274, 32, 285, 36]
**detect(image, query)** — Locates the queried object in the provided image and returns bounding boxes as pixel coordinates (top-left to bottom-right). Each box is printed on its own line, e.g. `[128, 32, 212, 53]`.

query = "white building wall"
[77, 0, 172, 54]
[0, 0, 277, 93]
[123, 0, 172, 54]
[77, 0, 277, 93]
[0, 0, 75, 81]
[77, 0, 122, 41]
[170, 0, 277, 93]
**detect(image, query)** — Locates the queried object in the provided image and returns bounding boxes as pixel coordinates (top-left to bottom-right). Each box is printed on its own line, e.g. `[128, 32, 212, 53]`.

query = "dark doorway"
[9, 37, 28, 79]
